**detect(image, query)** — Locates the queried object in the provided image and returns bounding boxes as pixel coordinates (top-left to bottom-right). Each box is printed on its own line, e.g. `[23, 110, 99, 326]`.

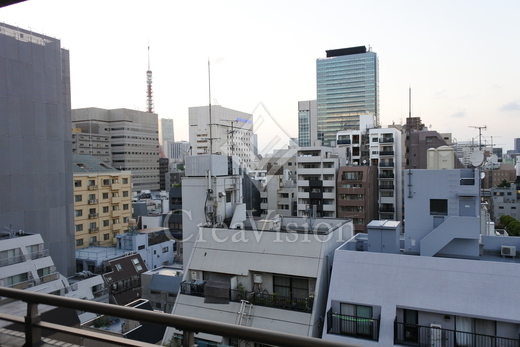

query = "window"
[75, 210, 83, 217]
[103, 220, 109, 227]
[76, 239, 83, 247]
[122, 178, 128, 184]
[162, 246, 169, 253]
[430, 199, 448, 216]
[102, 193, 108, 199]
[114, 263, 122, 271]
[103, 233, 110, 240]
[75, 224, 83, 232]
[123, 191, 129, 197]
[123, 217, 129, 223]
[88, 179, 95, 186]
[75, 195, 82, 202]
[102, 179, 110, 186]
[340, 303, 374, 337]
[273, 275, 308, 299]
[138, 245, 145, 250]
[103, 206, 109, 213]
[112, 219, 119, 224]
[74, 180, 82, 187]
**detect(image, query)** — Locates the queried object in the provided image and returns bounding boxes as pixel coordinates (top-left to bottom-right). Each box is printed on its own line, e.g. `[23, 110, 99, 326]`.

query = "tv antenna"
[469, 125, 487, 150]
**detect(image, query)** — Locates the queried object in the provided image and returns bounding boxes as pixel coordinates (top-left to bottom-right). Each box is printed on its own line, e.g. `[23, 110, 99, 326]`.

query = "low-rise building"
[141, 265, 183, 313]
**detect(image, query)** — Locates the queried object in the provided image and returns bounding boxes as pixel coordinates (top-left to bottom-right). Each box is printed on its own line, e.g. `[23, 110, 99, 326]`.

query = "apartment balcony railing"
[379, 185, 395, 190]
[87, 185, 98, 190]
[88, 213, 98, 219]
[230, 289, 313, 313]
[379, 150, 394, 156]
[38, 272, 59, 284]
[379, 162, 394, 167]
[88, 199, 98, 205]
[379, 207, 395, 213]
[327, 309, 380, 341]
[26, 249, 49, 260]
[0, 287, 354, 347]
[379, 138, 394, 143]
[337, 139, 351, 145]
[0, 254, 24, 267]
[394, 321, 520, 347]
[179, 280, 206, 297]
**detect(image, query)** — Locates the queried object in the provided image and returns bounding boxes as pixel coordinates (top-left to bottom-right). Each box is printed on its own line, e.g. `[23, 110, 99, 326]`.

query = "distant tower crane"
[146, 45, 154, 113]
[469, 125, 487, 150]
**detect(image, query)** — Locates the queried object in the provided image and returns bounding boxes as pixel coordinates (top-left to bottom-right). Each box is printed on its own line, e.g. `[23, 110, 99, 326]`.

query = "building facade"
[298, 100, 318, 147]
[159, 118, 175, 144]
[71, 107, 160, 192]
[316, 46, 379, 146]
[0, 23, 75, 276]
[296, 147, 347, 218]
[73, 155, 133, 249]
[189, 105, 255, 170]
[72, 128, 111, 163]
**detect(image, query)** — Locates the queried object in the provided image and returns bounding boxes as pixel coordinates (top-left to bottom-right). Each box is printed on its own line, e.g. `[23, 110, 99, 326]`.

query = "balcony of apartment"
[379, 161, 394, 168]
[379, 150, 394, 156]
[0, 254, 25, 268]
[111, 209, 122, 218]
[394, 321, 520, 347]
[298, 168, 323, 176]
[336, 139, 351, 145]
[88, 213, 98, 219]
[379, 172, 394, 179]
[25, 249, 49, 261]
[87, 185, 98, 190]
[0, 287, 353, 347]
[326, 309, 380, 342]
[379, 206, 395, 213]
[111, 196, 122, 204]
[38, 272, 59, 284]
[379, 137, 394, 143]
[379, 184, 395, 190]
[110, 183, 121, 191]
[88, 227, 99, 233]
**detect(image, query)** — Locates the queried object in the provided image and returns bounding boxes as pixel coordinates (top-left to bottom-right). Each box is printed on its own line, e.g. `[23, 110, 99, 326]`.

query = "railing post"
[24, 301, 41, 347]
[183, 330, 195, 347]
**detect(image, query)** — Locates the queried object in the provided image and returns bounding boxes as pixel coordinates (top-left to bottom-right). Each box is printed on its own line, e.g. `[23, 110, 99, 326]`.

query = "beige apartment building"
[73, 155, 133, 249]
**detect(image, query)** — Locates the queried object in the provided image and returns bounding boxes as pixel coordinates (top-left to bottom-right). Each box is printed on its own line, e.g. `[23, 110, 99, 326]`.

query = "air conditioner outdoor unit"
[501, 245, 516, 258]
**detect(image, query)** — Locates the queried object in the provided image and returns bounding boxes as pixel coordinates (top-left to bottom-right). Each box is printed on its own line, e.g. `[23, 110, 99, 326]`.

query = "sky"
[1, 0, 519, 152]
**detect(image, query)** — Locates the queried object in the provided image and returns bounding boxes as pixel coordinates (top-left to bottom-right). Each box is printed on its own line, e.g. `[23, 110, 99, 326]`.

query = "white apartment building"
[189, 105, 255, 170]
[296, 147, 347, 218]
[337, 126, 403, 221]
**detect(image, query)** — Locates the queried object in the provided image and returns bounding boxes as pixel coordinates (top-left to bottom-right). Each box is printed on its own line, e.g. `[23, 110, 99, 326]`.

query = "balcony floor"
[0, 327, 82, 347]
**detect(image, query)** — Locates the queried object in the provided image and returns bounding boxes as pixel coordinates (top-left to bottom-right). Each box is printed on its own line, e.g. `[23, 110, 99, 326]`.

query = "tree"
[500, 215, 520, 236]
[497, 179, 511, 188]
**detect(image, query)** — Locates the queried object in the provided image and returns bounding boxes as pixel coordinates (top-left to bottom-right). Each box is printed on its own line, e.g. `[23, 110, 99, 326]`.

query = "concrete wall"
[0, 24, 74, 276]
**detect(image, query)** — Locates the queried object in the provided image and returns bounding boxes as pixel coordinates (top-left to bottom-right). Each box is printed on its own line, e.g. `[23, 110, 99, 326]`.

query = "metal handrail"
[0, 287, 363, 347]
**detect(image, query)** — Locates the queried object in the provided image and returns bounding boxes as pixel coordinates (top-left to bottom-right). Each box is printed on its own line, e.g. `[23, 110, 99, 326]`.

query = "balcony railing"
[26, 249, 49, 260]
[180, 280, 206, 297]
[337, 139, 351, 145]
[379, 173, 394, 179]
[0, 254, 24, 267]
[379, 207, 395, 213]
[327, 309, 379, 341]
[379, 138, 394, 143]
[394, 321, 520, 347]
[88, 213, 98, 219]
[230, 289, 313, 313]
[379, 150, 394, 156]
[379, 185, 395, 190]
[0, 287, 354, 347]
[87, 185, 98, 190]
[379, 162, 394, 167]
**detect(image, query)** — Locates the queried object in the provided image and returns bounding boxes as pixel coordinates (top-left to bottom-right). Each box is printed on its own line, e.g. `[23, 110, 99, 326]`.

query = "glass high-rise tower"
[316, 46, 379, 146]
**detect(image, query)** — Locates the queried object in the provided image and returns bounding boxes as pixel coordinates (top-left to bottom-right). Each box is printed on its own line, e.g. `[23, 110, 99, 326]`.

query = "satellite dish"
[345, 159, 349, 165]
[469, 150, 484, 167]
[362, 159, 367, 165]
[480, 171, 486, 179]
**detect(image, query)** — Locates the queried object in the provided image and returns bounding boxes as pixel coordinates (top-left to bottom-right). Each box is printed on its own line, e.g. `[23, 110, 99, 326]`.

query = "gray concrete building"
[71, 108, 160, 192]
[0, 23, 75, 276]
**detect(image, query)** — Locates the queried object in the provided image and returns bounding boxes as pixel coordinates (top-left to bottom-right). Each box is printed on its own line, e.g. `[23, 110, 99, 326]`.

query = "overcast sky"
[2, 0, 519, 152]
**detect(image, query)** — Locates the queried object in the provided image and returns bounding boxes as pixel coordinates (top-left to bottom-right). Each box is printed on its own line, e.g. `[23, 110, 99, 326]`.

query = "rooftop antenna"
[209, 59, 212, 155]
[146, 44, 154, 113]
[469, 125, 487, 150]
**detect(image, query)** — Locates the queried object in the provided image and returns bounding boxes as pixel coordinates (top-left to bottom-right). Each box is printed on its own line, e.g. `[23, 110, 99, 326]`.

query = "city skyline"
[1, 1, 519, 152]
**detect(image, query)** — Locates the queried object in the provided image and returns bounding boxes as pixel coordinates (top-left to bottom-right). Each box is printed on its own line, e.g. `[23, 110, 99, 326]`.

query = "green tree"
[497, 179, 511, 188]
[500, 215, 520, 236]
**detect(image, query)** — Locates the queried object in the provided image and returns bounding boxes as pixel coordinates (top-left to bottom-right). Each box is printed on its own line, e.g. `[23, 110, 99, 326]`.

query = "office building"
[159, 118, 175, 144]
[298, 100, 318, 147]
[316, 46, 379, 146]
[71, 128, 111, 163]
[515, 138, 520, 153]
[189, 105, 255, 170]
[71, 107, 160, 192]
[72, 155, 132, 249]
[166, 140, 190, 163]
[0, 23, 75, 276]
